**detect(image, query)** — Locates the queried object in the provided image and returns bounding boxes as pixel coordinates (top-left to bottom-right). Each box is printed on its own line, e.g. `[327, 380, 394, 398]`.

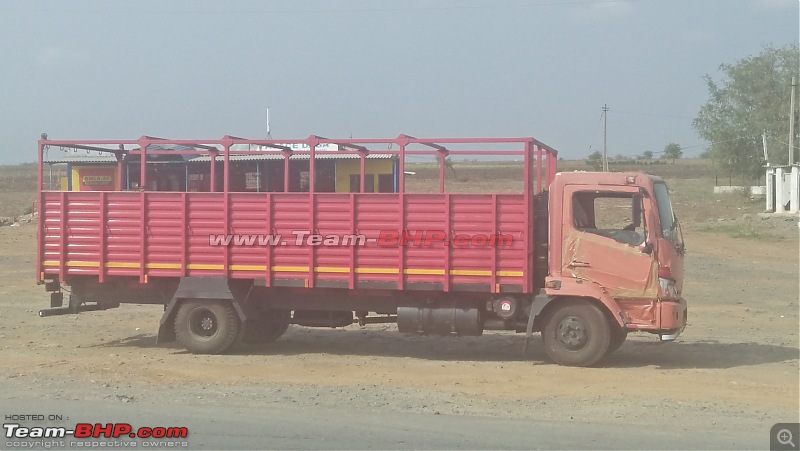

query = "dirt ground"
[0, 219, 798, 437]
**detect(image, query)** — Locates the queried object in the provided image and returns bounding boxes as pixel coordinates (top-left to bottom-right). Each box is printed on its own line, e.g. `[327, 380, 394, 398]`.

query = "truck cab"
[536, 171, 687, 366]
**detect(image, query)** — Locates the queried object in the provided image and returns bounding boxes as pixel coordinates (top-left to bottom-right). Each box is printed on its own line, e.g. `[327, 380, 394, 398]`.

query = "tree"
[663, 143, 683, 164]
[642, 150, 654, 160]
[443, 156, 456, 178]
[693, 44, 799, 182]
[586, 150, 602, 170]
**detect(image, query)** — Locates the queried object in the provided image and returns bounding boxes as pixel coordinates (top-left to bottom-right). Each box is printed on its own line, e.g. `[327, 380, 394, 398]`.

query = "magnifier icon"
[778, 429, 796, 448]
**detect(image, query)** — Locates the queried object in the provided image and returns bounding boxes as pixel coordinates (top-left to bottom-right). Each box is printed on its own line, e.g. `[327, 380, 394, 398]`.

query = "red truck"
[35, 135, 687, 366]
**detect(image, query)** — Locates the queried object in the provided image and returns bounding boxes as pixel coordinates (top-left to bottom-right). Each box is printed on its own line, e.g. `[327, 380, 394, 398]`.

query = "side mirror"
[641, 242, 653, 255]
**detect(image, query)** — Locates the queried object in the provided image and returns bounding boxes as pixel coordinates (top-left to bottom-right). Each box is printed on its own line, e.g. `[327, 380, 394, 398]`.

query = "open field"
[0, 158, 797, 447]
[0, 164, 37, 218]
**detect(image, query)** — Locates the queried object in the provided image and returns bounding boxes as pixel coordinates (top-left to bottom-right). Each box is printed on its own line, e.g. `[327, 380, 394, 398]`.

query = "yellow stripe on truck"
[404, 268, 446, 275]
[186, 263, 224, 270]
[107, 262, 140, 269]
[66, 261, 99, 268]
[146, 263, 181, 270]
[356, 267, 399, 274]
[230, 264, 267, 271]
[496, 270, 524, 277]
[450, 269, 492, 276]
[42, 261, 525, 278]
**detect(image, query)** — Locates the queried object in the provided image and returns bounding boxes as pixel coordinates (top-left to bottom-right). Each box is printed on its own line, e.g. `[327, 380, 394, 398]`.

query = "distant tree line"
[585, 142, 681, 171]
[585, 153, 670, 170]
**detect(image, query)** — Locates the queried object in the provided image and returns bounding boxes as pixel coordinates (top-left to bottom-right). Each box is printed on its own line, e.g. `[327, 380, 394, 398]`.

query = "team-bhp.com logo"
[209, 230, 514, 247]
[5, 422, 188, 445]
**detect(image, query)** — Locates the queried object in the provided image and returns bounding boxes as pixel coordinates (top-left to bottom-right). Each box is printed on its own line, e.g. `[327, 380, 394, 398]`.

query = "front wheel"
[541, 301, 611, 367]
[606, 325, 628, 356]
[174, 300, 241, 354]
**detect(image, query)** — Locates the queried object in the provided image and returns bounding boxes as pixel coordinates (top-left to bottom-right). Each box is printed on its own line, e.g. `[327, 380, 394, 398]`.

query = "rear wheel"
[541, 301, 611, 367]
[242, 310, 291, 344]
[174, 300, 241, 354]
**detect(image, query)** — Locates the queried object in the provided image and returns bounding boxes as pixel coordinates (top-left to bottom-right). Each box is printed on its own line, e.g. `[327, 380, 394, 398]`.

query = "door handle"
[567, 260, 591, 268]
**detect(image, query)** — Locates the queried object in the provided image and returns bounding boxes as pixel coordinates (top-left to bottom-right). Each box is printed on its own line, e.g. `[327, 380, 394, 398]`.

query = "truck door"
[562, 186, 658, 302]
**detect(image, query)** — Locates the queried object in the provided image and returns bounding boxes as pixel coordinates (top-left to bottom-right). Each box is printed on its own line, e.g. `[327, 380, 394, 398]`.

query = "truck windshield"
[653, 182, 676, 241]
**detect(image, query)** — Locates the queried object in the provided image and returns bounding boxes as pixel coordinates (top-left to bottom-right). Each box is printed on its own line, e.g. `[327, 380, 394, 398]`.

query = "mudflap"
[522, 291, 554, 355]
[156, 277, 250, 344]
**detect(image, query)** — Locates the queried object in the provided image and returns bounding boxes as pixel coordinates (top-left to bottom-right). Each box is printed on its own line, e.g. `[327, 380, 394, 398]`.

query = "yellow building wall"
[335, 159, 394, 192]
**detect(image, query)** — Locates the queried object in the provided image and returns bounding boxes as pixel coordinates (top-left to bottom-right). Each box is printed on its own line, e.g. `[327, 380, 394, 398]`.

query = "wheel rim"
[556, 315, 590, 351]
[188, 307, 219, 338]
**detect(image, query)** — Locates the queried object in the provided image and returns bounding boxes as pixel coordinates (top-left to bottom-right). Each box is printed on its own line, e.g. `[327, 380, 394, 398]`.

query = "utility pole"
[790, 76, 796, 165]
[266, 107, 272, 139]
[602, 104, 609, 172]
[762, 129, 769, 164]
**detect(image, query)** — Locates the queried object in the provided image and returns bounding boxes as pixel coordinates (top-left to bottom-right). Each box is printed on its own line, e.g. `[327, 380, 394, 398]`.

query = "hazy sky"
[0, 0, 797, 163]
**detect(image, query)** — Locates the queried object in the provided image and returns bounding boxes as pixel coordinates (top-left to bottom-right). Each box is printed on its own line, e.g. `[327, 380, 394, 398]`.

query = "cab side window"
[572, 192, 646, 246]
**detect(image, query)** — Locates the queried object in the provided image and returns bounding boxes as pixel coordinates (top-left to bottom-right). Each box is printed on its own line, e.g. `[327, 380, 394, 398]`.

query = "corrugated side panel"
[186, 193, 225, 277]
[64, 192, 101, 276]
[41, 191, 533, 293]
[404, 194, 447, 285]
[41, 192, 64, 277]
[106, 192, 143, 277]
[449, 195, 494, 285]
[495, 195, 527, 285]
[271, 194, 310, 280]
[354, 194, 400, 285]
[146, 193, 183, 277]
[228, 193, 270, 278]
[314, 193, 355, 283]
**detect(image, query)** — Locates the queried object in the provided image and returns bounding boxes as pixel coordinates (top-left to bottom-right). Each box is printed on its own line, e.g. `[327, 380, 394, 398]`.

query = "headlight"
[658, 277, 678, 299]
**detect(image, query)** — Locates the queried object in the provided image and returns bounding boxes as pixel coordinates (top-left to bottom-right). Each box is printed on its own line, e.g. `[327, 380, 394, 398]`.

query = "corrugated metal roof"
[43, 143, 200, 163]
[188, 153, 395, 162]
[44, 154, 118, 164]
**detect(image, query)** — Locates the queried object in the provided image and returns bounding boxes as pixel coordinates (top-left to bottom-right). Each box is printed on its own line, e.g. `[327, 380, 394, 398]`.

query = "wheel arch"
[156, 277, 250, 343]
[533, 292, 625, 332]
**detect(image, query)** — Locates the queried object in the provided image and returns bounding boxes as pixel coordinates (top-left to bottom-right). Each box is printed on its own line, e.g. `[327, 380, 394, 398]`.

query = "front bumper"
[658, 297, 687, 342]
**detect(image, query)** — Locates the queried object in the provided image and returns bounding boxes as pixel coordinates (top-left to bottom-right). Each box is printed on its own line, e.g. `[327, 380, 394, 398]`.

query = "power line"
[610, 135, 759, 158]
[680, 135, 758, 151]
[768, 136, 800, 150]
[612, 109, 695, 121]
[585, 135, 762, 158]
[585, 112, 604, 152]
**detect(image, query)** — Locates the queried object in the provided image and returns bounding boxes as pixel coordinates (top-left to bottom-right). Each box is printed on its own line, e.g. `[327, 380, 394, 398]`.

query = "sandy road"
[0, 223, 798, 449]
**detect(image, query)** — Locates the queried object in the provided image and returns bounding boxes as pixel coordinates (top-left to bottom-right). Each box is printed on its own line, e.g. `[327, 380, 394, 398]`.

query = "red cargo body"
[37, 136, 557, 295]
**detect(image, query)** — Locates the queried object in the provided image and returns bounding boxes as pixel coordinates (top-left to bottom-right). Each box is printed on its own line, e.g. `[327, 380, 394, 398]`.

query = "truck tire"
[174, 300, 241, 354]
[606, 325, 628, 356]
[541, 301, 611, 367]
[242, 310, 291, 344]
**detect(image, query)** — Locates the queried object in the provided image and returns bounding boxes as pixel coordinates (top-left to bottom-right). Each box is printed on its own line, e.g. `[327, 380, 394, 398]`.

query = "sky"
[0, 0, 797, 164]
